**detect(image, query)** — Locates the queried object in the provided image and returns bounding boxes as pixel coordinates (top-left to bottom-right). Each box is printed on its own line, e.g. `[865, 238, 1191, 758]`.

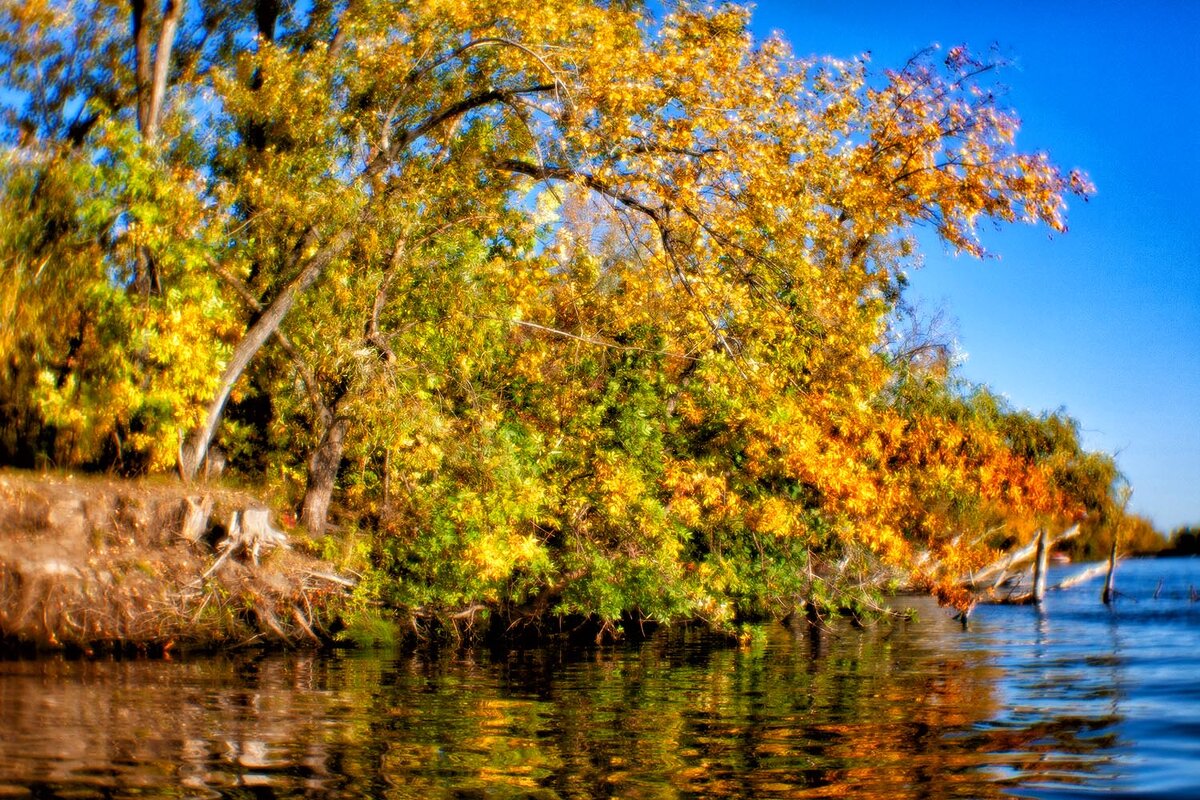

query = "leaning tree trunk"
[177, 78, 551, 481]
[180, 224, 359, 480]
[300, 416, 349, 537]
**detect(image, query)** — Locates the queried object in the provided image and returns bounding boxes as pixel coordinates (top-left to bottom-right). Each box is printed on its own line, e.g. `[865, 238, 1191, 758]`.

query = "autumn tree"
[2, 0, 1109, 631]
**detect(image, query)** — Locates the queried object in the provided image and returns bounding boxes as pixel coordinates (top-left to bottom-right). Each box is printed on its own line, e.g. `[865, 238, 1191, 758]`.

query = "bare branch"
[407, 37, 575, 110]
[497, 159, 664, 221]
[369, 85, 555, 181]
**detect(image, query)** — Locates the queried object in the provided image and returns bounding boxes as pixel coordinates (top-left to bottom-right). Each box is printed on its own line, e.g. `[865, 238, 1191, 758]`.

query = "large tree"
[2, 1, 1106, 626]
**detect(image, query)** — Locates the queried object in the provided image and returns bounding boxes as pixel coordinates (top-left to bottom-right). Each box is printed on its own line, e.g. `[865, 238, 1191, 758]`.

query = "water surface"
[1, 557, 1197, 799]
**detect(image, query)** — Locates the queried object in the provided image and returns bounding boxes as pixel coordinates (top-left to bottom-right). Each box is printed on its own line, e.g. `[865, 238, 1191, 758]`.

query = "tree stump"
[180, 495, 213, 543]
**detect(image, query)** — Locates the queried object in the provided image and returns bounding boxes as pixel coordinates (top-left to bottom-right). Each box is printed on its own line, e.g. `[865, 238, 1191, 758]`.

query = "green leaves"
[1, 115, 234, 470]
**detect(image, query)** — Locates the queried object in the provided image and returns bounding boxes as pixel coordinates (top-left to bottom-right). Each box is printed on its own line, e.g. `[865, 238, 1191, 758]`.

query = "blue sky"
[748, 1, 1200, 531]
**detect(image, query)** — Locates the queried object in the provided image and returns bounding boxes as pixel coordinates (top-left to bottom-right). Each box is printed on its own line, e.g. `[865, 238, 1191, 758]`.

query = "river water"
[1, 557, 1197, 799]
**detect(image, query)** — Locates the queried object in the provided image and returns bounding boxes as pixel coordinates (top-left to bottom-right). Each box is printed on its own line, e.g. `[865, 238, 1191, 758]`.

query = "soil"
[0, 471, 352, 653]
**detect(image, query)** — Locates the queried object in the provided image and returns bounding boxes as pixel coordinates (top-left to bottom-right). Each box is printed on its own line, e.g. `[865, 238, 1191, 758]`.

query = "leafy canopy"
[0, 0, 1123, 632]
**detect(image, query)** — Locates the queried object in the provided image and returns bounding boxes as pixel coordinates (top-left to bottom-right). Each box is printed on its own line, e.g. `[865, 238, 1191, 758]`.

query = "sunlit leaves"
[1, 120, 234, 469]
[0, 0, 1119, 629]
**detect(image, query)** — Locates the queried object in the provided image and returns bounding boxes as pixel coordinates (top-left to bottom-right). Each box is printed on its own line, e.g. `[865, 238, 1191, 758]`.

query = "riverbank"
[2, 560, 1197, 798]
[0, 472, 352, 653]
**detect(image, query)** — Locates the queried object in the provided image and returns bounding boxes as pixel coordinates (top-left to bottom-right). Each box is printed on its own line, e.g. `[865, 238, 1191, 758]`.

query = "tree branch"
[144, 0, 184, 143]
[131, 0, 153, 134]
[496, 159, 664, 221]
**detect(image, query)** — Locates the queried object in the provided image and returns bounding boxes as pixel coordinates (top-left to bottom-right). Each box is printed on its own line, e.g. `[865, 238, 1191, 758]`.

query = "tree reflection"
[0, 604, 1128, 799]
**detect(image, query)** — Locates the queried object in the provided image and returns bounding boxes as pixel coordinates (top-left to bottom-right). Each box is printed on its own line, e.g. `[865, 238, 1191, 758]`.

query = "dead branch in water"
[1052, 562, 1110, 592]
[958, 524, 1080, 590]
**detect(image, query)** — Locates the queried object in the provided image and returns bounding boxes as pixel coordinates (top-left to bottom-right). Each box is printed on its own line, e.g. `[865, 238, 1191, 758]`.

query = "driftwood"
[305, 570, 358, 588]
[1102, 529, 1119, 604]
[1032, 528, 1050, 604]
[1052, 562, 1110, 592]
[951, 524, 1097, 608]
[959, 524, 1080, 590]
[987, 557, 1123, 606]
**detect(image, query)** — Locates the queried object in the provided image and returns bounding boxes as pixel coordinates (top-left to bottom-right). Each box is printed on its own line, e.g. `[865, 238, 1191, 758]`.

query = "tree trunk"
[255, 0, 280, 42]
[131, 0, 184, 145]
[180, 223, 358, 480]
[1032, 527, 1049, 605]
[146, 0, 183, 144]
[1102, 531, 1119, 605]
[301, 416, 349, 537]
[131, 0, 153, 134]
[130, 0, 183, 296]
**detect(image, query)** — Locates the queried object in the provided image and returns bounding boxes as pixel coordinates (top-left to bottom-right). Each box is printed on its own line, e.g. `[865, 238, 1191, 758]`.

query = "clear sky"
[747, 1, 1200, 532]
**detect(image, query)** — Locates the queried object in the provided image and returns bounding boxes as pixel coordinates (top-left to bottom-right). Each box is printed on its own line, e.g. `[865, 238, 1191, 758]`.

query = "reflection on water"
[1, 558, 1197, 799]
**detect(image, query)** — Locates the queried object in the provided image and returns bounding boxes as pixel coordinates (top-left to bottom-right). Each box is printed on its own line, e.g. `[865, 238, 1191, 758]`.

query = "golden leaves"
[1, 0, 1109, 624]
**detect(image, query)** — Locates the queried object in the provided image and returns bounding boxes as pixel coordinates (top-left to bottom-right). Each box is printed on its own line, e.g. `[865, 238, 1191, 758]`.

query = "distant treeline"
[1160, 527, 1200, 557]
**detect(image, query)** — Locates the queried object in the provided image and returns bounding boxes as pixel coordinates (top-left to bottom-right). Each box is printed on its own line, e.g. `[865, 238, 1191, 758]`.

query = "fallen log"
[959, 524, 1080, 590]
[1051, 561, 1110, 592]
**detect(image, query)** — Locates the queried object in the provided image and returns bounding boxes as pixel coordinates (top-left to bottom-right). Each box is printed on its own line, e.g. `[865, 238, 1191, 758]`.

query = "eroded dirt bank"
[0, 472, 351, 653]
